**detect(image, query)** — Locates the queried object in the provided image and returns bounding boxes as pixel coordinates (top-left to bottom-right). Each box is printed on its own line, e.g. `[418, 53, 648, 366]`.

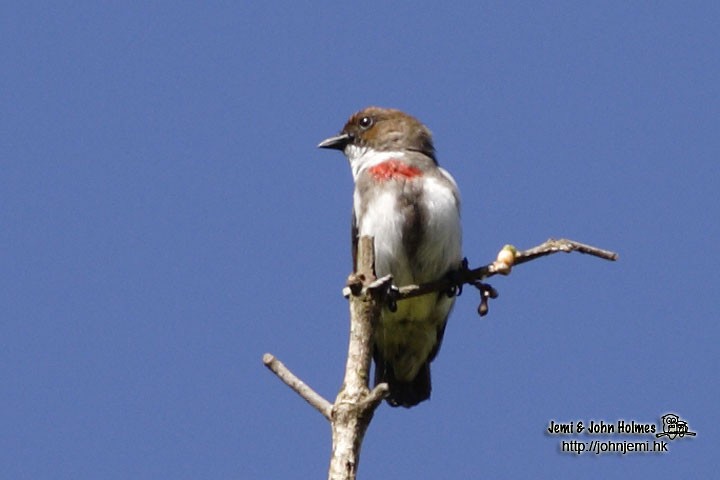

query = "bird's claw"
[386, 284, 399, 312]
[445, 257, 470, 298]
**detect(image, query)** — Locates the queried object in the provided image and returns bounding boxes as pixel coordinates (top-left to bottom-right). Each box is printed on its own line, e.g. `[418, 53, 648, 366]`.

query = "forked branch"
[263, 236, 617, 480]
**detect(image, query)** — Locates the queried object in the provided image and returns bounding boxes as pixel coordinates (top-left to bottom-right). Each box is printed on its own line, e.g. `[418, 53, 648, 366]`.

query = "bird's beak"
[317, 133, 351, 150]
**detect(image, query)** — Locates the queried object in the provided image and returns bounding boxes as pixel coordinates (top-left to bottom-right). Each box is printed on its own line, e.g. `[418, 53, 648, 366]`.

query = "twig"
[514, 238, 618, 264]
[263, 353, 333, 421]
[397, 238, 617, 301]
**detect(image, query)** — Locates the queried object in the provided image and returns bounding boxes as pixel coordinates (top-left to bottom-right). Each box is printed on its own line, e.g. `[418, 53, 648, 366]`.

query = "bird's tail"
[374, 354, 431, 408]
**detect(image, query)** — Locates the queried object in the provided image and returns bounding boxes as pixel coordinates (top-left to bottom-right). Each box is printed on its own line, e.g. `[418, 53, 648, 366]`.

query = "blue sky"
[2, 2, 718, 478]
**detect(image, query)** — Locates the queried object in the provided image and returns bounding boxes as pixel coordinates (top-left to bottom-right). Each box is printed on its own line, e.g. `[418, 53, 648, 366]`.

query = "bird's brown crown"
[342, 107, 436, 161]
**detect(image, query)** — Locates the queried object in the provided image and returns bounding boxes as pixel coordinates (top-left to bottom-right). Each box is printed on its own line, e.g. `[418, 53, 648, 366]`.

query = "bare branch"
[261, 237, 389, 480]
[514, 238, 618, 264]
[397, 237, 617, 301]
[263, 353, 333, 421]
[327, 236, 388, 480]
[262, 236, 617, 479]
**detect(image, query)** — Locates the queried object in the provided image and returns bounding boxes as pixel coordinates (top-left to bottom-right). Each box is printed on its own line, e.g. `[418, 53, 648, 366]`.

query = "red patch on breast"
[368, 159, 422, 181]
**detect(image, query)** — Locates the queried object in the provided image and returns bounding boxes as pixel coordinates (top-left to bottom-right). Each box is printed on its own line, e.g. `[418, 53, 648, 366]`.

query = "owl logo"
[656, 413, 696, 440]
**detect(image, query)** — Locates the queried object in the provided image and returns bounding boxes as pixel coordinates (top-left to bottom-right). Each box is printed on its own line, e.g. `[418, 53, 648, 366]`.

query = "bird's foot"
[445, 257, 470, 298]
[386, 284, 400, 312]
[366, 274, 399, 312]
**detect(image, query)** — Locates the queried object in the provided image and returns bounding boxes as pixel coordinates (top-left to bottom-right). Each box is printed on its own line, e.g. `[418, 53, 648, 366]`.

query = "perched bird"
[318, 107, 463, 407]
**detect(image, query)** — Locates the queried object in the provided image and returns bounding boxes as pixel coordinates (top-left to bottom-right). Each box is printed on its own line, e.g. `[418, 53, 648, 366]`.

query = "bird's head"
[318, 107, 436, 163]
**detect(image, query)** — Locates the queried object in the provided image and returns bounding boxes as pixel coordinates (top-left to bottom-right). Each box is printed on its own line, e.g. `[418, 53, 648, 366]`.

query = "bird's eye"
[358, 116, 373, 130]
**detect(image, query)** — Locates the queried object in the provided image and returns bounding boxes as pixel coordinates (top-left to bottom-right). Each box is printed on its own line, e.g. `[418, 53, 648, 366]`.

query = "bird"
[318, 107, 463, 407]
